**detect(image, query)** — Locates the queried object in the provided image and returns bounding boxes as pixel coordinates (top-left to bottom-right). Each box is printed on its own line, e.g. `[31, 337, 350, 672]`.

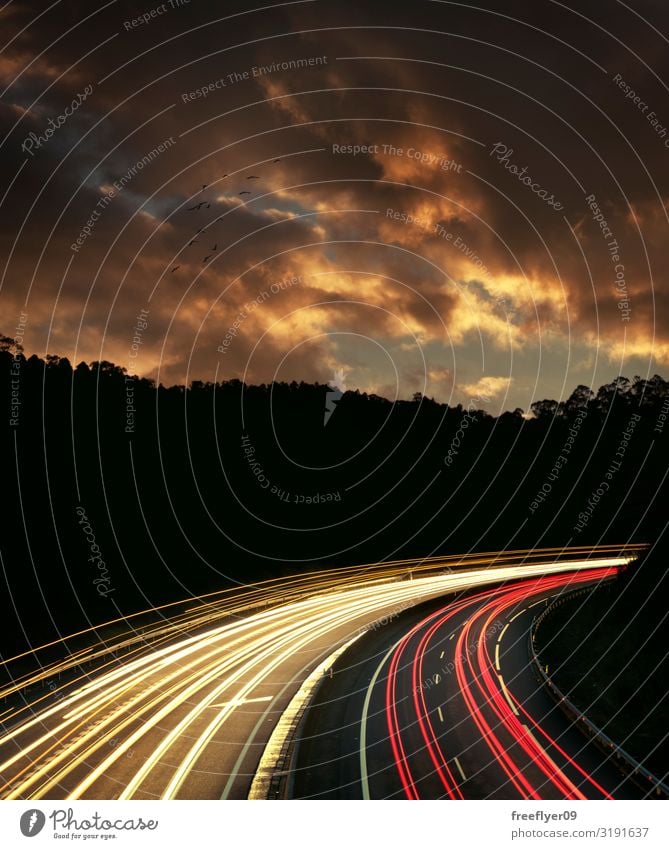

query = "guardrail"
[530, 580, 669, 799]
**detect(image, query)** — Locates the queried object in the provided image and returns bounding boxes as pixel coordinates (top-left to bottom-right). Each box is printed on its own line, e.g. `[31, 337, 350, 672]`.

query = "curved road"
[0, 546, 641, 800]
[292, 564, 648, 799]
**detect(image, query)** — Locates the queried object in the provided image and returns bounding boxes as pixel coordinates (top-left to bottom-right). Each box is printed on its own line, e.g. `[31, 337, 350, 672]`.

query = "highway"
[0, 546, 641, 800]
[292, 564, 647, 799]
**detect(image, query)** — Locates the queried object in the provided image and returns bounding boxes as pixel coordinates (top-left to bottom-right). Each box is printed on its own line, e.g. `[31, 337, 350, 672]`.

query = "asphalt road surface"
[292, 565, 648, 799]
[0, 546, 642, 800]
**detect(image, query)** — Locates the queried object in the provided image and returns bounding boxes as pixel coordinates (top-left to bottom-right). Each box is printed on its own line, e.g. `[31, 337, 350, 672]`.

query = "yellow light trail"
[0, 546, 641, 800]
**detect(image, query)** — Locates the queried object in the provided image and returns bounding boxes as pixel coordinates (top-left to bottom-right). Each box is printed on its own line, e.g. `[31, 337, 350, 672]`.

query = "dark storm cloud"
[1, 0, 668, 405]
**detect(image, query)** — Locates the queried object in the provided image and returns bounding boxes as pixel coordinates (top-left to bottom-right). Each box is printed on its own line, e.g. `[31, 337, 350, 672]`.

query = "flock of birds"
[169, 159, 282, 273]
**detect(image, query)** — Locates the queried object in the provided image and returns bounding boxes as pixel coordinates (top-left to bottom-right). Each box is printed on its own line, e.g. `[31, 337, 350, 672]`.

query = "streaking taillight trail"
[385, 566, 619, 799]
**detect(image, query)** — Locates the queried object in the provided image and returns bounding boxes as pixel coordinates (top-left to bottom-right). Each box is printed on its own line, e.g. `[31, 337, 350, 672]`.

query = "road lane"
[0, 547, 641, 800]
[293, 559, 649, 799]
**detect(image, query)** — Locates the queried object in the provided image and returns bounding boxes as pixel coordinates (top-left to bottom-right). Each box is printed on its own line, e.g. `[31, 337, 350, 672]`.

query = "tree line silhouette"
[1, 336, 668, 657]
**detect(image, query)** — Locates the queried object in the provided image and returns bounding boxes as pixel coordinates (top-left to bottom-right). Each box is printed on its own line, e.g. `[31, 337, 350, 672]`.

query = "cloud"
[1, 0, 668, 409]
[459, 375, 513, 400]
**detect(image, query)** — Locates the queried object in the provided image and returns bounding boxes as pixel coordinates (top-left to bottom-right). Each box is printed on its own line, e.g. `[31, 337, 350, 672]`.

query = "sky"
[1, 0, 669, 413]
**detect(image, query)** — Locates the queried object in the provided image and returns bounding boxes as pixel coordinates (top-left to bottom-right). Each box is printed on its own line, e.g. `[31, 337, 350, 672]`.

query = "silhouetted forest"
[2, 336, 668, 657]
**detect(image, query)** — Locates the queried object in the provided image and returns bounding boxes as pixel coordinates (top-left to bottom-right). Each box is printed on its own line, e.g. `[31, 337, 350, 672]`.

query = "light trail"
[0, 543, 636, 703]
[383, 563, 627, 799]
[0, 547, 640, 800]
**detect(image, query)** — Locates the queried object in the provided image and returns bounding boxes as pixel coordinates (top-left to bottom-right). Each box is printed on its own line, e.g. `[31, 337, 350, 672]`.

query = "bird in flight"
[247, 175, 259, 180]
[203, 255, 212, 263]
[239, 191, 251, 196]
[273, 158, 281, 163]
[171, 265, 180, 273]
[201, 184, 207, 192]
[188, 202, 205, 211]
[211, 243, 217, 251]
[188, 239, 198, 246]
